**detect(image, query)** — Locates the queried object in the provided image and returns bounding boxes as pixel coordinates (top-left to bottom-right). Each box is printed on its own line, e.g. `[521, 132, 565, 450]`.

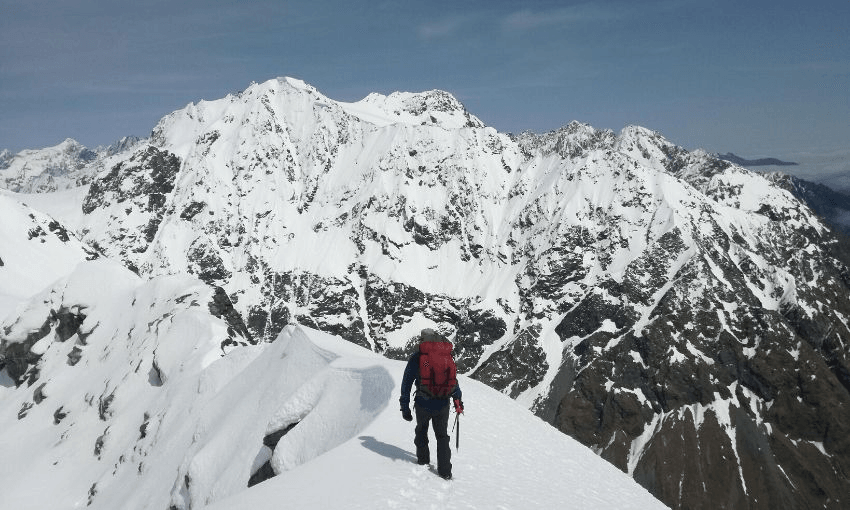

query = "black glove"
[402, 408, 413, 421]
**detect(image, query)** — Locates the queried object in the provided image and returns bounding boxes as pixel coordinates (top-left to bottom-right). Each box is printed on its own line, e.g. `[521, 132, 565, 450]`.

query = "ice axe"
[452, 398, 463, 451]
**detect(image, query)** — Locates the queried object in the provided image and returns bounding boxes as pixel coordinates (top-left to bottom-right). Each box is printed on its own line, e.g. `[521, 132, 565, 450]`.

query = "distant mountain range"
[0, 136, 143, 193]
[718, 152, 798, 167]
[764, 173, 850, 236]
[3, 77, 850, 509]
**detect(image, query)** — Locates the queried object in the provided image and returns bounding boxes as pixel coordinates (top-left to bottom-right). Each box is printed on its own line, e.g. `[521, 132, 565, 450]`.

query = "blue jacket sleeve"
[451, 382, 462, 401]
[399, 353, 419, 410]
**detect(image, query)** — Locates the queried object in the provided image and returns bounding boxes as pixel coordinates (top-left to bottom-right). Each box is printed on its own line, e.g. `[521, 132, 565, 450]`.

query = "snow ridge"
[0, 264, 663, 508]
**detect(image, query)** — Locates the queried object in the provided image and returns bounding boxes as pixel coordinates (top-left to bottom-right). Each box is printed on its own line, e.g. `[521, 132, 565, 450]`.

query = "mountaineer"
[399, 328, 464, 480]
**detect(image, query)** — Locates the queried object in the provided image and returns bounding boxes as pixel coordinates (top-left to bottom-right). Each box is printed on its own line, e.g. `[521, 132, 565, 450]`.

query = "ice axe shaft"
[453, 412, 460, 451]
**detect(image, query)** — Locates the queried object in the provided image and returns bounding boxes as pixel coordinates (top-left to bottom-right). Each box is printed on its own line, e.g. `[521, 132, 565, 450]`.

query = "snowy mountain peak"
[614, 124, 673, 153]
[5, 76, 850, 509]
[515, 120, 616, 159]
[0, 138, 100, 193]
[280, 75, 310, 89]
[348, 88, 483, 128]
[59, 137, 82, 148]
[243, 76, 326, 99]
[96, 135, 144, 158]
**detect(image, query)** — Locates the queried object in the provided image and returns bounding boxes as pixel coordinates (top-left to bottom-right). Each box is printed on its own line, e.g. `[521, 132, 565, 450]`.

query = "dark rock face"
[207, 286, 254, 348]
[0, 307, 87, 386]
[544, 208, 850, 508]
[81, 146, 180, 261]
[83, 146, 178, 214]
[187, 238, 232, 284]
[768, 173, 850, 237]
[243, 269, 367, 349]
[362, 275, 508, 372]
[240, 270, 509, 373]
[471, 325, 547, 397]
[248, 421, 299, 487]
[47, 220, 71, 242]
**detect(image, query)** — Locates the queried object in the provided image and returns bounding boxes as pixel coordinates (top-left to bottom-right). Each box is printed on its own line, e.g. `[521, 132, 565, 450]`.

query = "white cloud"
[502, 3, 624, 31]
[502, 0, 694, 32]
[418, 16, 468, 40]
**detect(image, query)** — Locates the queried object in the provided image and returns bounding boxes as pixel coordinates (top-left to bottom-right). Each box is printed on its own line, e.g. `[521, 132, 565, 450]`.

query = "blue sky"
[1, 0, 847, 158]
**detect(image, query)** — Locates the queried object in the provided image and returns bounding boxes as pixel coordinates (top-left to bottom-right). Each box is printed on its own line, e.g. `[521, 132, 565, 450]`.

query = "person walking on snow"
[400, 328, 463, 480]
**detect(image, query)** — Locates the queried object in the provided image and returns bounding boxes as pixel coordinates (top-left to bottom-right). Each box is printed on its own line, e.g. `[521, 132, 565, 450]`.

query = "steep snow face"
[0, 288, 665, 510]
[14, 77, 850, 508]
[0, 260, 252, 509]
[0, 137, 144, 193]
[0, 191, 95, 318]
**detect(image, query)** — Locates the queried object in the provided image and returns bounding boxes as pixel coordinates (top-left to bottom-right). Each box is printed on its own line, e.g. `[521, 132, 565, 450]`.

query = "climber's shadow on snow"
[359, 436, 416, 462]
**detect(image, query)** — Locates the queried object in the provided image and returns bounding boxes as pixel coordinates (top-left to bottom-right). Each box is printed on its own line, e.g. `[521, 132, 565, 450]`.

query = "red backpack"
[418, 340, 458, 398]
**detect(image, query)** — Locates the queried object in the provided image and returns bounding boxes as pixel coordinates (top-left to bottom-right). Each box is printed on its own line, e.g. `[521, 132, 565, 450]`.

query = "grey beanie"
[420, 328, 442, 342]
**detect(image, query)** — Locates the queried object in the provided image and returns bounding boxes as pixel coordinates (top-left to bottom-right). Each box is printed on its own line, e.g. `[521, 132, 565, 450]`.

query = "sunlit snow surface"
[0, 261, 664, 509]
[0, 190, 92, 318]
[212, 328, 665, 510]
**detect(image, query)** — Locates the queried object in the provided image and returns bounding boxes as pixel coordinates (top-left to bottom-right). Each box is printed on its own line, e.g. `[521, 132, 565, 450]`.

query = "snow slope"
[0, 191, 94, 318]
[0, 258, 664, 508]
[0, 260, 251, 509]
[14, 186, 91, 232]
[210, 326, 665, 510]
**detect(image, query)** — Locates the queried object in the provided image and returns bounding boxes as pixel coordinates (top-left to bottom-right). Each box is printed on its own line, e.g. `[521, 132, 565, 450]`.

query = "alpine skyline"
[2, 0, 848, 158]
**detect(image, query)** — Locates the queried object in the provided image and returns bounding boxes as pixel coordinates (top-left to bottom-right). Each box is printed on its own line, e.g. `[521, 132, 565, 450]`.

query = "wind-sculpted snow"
[0, 261, 391, 509]
[10, 77, 850, 508]
[0, 275, 663, 509]
[0, 191, 97, 318]
[210, 330, 666, 510]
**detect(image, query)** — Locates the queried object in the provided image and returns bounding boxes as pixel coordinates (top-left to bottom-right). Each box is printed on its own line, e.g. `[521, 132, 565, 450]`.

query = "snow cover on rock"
[0, 260, 252, 509]
[0, 260, 664, 509]
[0, 190, 95, 318]
[6, 76, 850, 508]
[0, 137, 143, 193]
[340, 87, 485, 129]
[210, 329, 665, 510]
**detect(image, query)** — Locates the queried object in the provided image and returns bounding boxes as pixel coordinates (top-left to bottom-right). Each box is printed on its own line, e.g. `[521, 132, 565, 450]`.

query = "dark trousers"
[414, 402, 451, 477]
